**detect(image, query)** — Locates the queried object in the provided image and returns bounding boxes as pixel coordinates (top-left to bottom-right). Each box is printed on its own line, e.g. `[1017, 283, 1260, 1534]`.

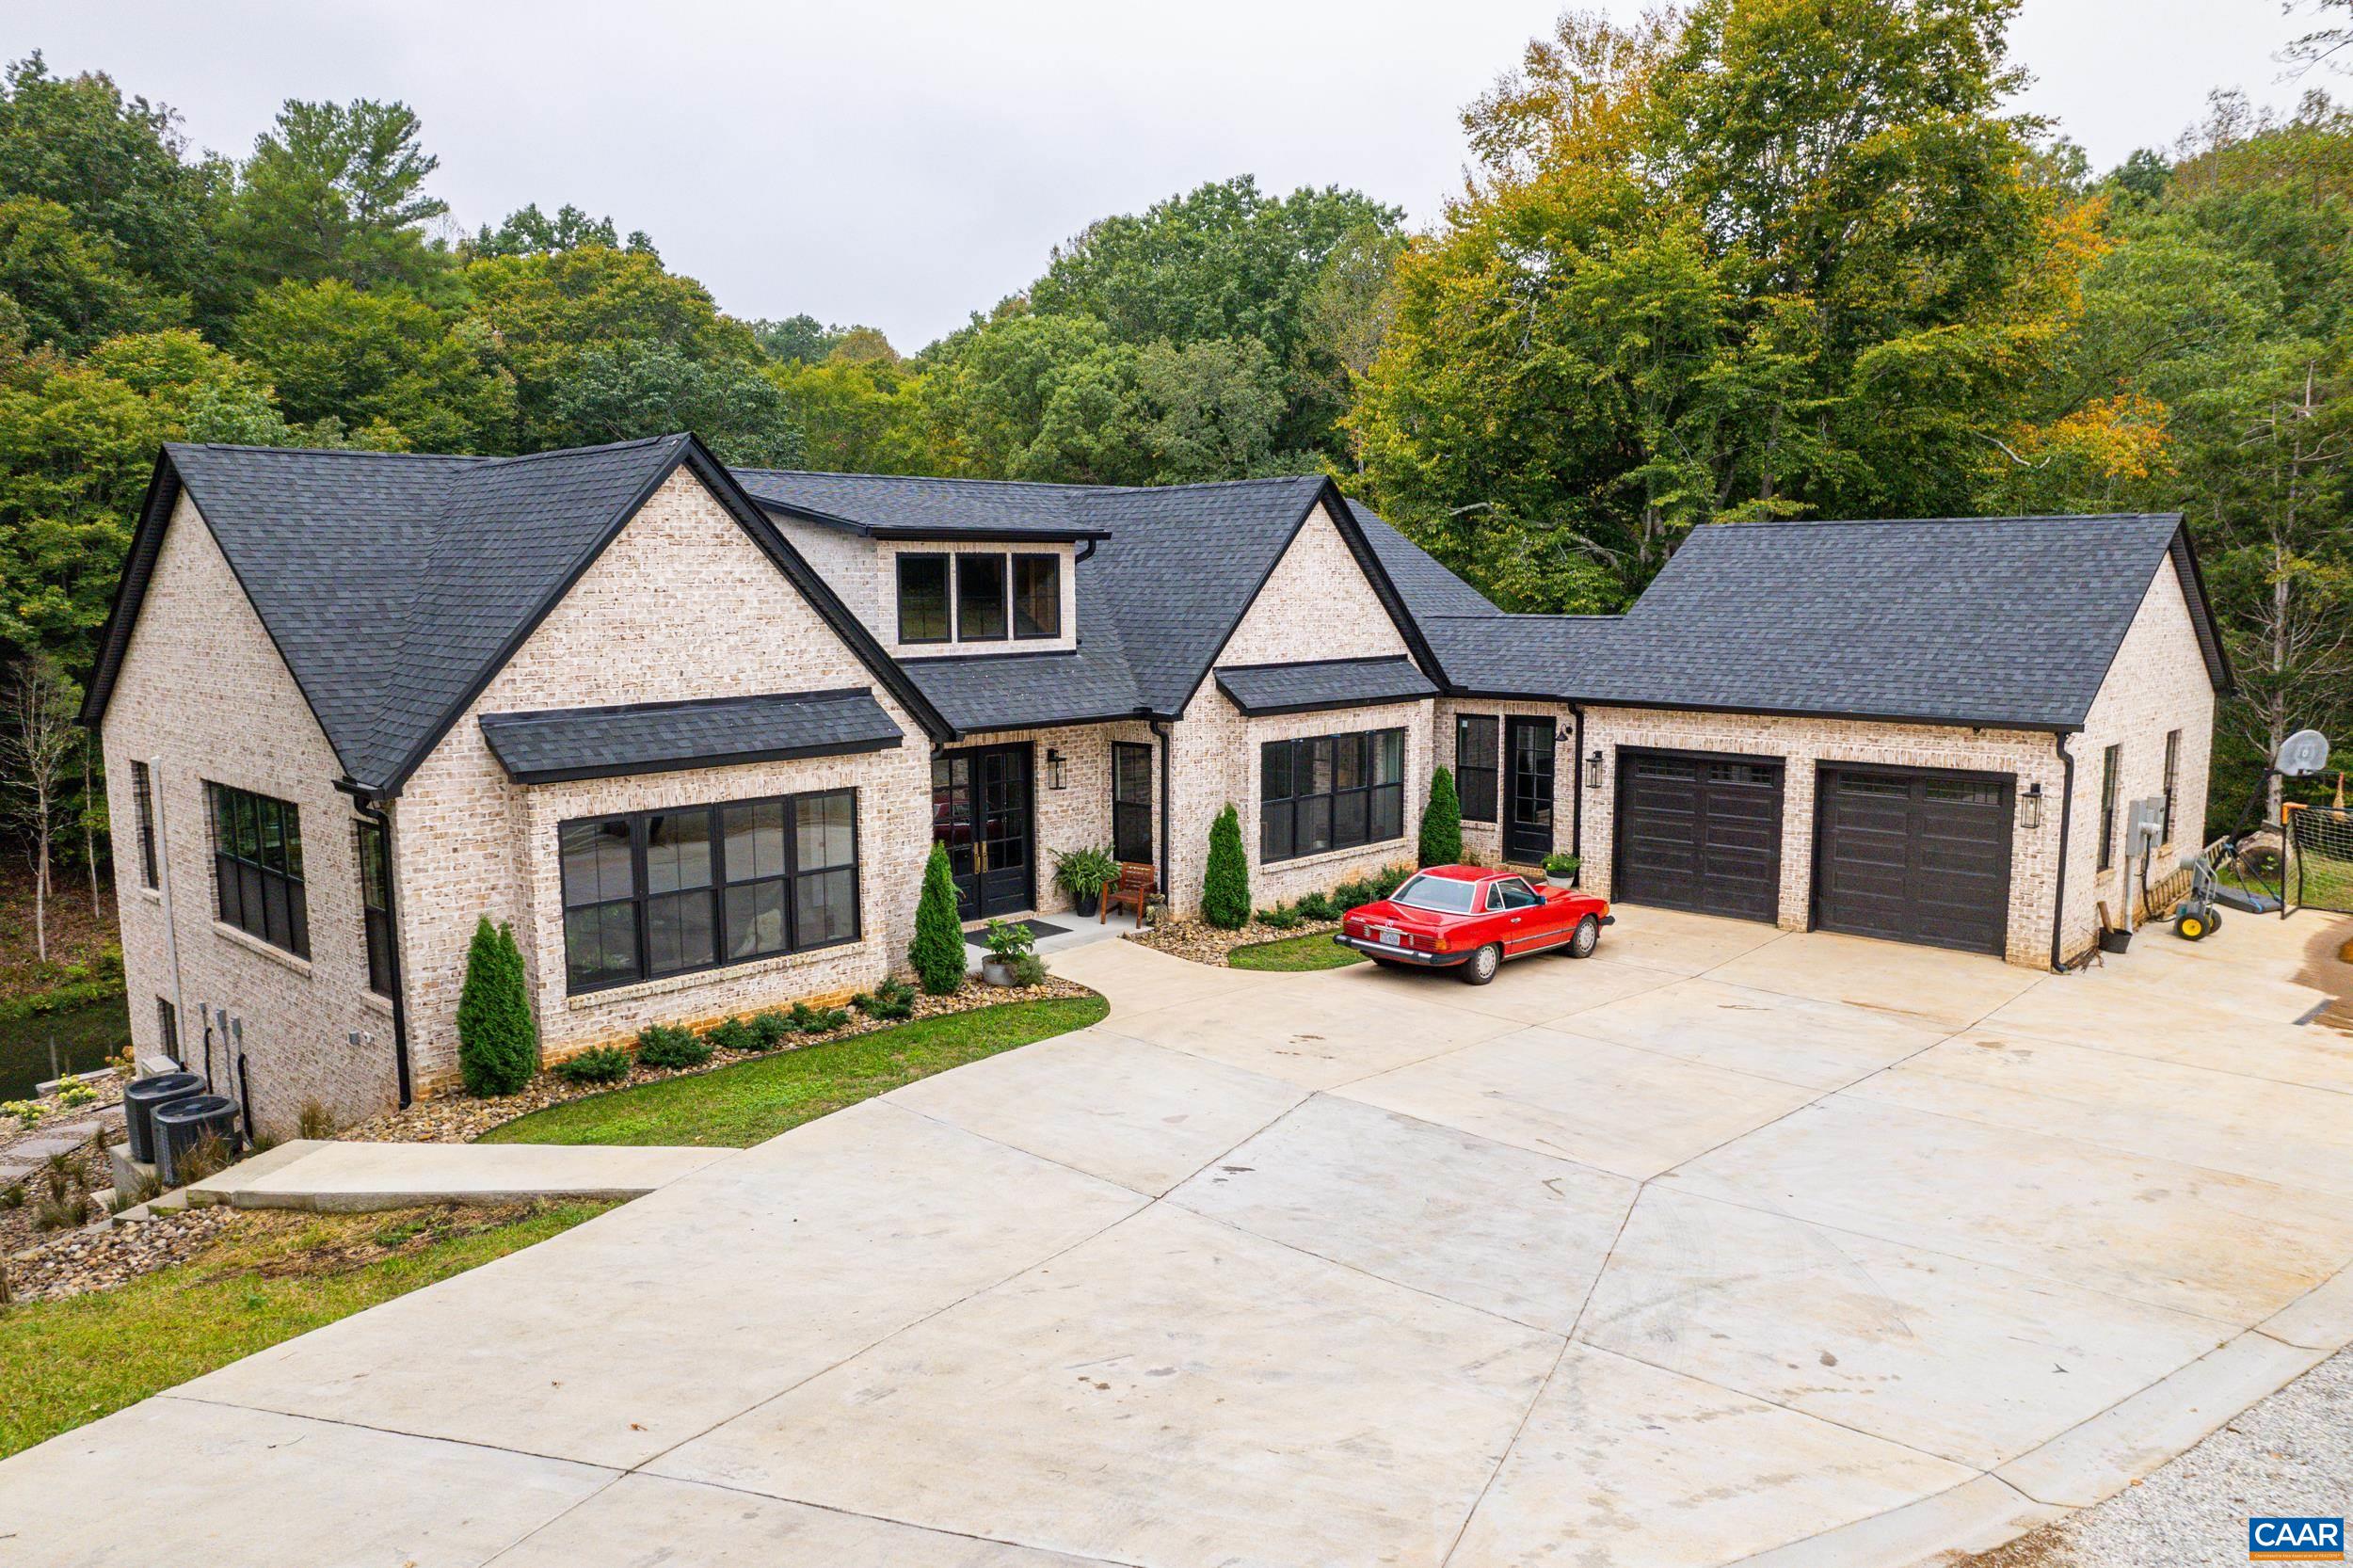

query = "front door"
[1112, 743, 1154, 866]
[933, 744, 1034, 920]
[1504, 718, 1556, 863]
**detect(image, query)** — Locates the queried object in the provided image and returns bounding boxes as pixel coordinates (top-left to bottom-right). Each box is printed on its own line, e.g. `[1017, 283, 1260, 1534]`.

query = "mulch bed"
[339, 973, 1097, 1146]
[1128, 917, 1342, 967]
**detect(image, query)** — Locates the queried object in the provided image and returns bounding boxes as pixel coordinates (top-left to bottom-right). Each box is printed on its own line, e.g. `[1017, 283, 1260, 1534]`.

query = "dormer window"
[956, 553, 1008, 640]
[1014, 553, 1061, 639]
[897, 554, 951, 644]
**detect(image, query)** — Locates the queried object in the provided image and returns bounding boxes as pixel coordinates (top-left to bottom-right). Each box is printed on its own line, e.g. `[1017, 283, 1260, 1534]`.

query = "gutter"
[1149, 719, 1173, 908]
[2047, 731, 2076, 972]
[339, 779, 413, 1107]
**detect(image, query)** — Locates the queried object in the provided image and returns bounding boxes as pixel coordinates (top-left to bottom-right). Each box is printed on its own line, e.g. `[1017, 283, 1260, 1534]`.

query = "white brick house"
[83, 437, 2230, 1132]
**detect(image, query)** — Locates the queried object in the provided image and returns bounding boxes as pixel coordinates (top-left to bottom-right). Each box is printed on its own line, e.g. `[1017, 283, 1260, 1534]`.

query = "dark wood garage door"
[1814, 767, 2013, 956]
[1614, 750, 1785, 921]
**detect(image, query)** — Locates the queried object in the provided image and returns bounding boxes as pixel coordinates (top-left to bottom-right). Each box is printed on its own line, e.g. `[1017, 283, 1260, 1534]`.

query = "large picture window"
[1013, 552, 1061, 638]
[1454, 715, 1498, 824]
[356, 819, 394, 998]
[1260, 728, 1405, 864]
[956, 552, 1008, 640]
[561, 789, 860, 994]
[206, 782, 309, 958]
[897, 554, 951, 644]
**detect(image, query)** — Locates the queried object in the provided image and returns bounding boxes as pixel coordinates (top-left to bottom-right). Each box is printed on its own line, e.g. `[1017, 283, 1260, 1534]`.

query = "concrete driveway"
[9, 909, 2353, 1568]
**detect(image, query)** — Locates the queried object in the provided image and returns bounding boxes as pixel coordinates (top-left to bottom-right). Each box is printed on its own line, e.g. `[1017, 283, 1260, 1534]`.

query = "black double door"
[933, 744, 1033, 920]
[1503, 717, 1556, 863]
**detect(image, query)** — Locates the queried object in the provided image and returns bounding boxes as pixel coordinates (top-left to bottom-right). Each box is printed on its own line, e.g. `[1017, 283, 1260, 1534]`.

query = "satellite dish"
[2276, 728, 2330, 777]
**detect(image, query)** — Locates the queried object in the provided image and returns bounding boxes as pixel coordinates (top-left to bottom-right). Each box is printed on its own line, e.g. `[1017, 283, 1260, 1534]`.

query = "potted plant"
[1543, 852, 1582, 888]
[1052, 844, 1121, 917]
[979, 919, 1043, 986]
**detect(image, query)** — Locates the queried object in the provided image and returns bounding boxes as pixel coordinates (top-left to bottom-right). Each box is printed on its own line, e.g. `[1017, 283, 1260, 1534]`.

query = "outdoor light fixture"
[1585, 749, 1605, 789]
[2021, 781, 2043, 829]
[1045, 747, 1067, 790]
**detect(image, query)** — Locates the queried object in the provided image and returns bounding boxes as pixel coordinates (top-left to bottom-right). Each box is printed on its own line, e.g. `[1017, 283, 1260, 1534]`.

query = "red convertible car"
[1334, 865, 1612, 984]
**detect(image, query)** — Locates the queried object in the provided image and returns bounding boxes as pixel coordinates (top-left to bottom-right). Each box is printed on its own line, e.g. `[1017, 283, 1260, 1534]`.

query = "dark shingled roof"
[81, 436, 949, 793]
[1346, 503, 1505, 621]
[1216, 656, 1440, 716]
[732, 470, 1112, 539]
[1428, 515, 2231, 728]
[477, 688, 902, 784]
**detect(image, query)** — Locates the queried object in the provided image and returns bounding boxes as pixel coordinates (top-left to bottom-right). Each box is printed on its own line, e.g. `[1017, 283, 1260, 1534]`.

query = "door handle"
[1509, 917, 1522, 924]
[976, 840, 988, 872]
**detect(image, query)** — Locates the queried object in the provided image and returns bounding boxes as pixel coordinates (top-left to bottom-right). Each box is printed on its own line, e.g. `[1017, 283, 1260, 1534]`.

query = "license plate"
[1377, 928, 1402, 947]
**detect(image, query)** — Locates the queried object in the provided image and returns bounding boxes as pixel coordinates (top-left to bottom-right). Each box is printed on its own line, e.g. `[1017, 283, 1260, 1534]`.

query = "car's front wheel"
[1459, 942, 1500, 984]
[1568, 914, 1600, 958]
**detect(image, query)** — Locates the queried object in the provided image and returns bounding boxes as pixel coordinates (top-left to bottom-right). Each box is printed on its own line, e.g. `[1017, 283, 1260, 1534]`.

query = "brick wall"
[940, 720, 1162, 917]
[100, 494, 398, 1137]
[1435, 698, 1577, 867]
[392, 470, 934, 1091]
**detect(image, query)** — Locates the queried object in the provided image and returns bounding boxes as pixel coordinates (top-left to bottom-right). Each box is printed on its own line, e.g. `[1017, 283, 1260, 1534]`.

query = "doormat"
[966, 919, 1072, 947]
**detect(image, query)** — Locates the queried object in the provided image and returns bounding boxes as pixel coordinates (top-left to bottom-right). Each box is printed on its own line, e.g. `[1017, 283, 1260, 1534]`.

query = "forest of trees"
[0, 0, 2348, 932]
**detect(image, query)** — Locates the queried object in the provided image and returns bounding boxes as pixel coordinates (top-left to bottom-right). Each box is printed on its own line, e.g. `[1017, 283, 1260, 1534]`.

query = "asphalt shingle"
[477, 688, 902, 784]
[1215, 657, 1439, 715]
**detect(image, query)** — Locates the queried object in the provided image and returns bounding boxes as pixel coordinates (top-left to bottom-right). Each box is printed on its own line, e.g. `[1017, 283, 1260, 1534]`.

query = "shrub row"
[1254, 863, 1413, 928]
[547, 976, 922, 1088]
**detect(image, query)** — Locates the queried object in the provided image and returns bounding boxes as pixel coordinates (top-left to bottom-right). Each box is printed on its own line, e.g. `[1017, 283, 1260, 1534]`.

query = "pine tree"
[910, 843, 968, 994]
[1419, 766, 1463, 868]
[1201, 803, 1251, 930]
[456, 916, 537, 1096]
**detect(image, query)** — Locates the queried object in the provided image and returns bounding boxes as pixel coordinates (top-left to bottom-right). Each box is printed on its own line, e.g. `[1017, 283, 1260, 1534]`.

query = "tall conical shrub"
[456, 917, 537, 1096]
[1419, 765, 1463, 868]
[1202, 803, 1250, 930]
[911, 843, 968, 994]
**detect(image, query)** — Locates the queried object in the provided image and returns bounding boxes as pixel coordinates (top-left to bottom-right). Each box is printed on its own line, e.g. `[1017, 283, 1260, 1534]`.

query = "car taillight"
[1427, 932, 1447, 952]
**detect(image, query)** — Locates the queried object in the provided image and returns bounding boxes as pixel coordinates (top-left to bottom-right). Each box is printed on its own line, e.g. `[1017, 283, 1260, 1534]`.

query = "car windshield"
[1386, 874, 1479, 914]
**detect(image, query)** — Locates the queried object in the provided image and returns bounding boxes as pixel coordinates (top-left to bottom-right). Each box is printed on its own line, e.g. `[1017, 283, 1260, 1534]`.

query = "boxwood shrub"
[635, 1024, 712, 1069]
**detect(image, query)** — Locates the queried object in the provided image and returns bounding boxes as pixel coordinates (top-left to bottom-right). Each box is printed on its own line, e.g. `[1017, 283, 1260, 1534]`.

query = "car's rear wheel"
[1568, 914, 1600, 958]
[1459, 942, 1500, 984]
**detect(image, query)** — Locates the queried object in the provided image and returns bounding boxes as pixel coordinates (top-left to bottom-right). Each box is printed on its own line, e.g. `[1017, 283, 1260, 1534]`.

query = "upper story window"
[897, 554, 951, 644]
[206, 782, 309, 958]
[1013, 553, 1061, 639]
[132, 760, 159, 889]
[956, 553, 1008, 640]
[1260, 728, 1405, 863]
[559, 788, 861, 995]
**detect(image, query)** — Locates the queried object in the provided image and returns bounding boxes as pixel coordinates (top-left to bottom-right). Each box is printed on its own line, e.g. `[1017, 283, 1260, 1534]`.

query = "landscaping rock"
[5, 1203, 233, 1302]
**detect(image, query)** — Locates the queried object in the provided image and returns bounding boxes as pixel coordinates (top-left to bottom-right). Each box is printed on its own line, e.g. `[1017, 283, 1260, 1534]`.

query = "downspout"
[2047, 731, 2076, 973]
[355, 796, 413, 1108]
[1149, 718, 1173, 908]
[1566, 705, 1585, 864]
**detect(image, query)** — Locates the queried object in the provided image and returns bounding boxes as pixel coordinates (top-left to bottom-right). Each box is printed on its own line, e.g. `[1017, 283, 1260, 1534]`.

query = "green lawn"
[483, 995, 1111, 1147]
[1227, 932, 1367, 971]
[0, 1202, 608, 1459]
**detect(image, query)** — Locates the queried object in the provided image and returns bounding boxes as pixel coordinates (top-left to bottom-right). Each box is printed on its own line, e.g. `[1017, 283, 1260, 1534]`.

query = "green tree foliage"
[751, 312, 848, 364]
[548, 341, 802, 465]
[0, 196, 180, 352]
[1419, 767, 1463, 868]
[456, 917, 537, 1096]
[1201, 803, 1251, 930]
[468, 201, 653, 260]
[233, 279, 513, 450]
[910, 843, 968, 994]
[221, 98, 449, 292]
[1353, 1, 2076, 610]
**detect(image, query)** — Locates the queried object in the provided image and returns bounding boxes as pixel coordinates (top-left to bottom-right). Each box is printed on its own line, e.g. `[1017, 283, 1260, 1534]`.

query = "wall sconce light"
[2021, 781, 2043, 830]
[1585, 749, 1605, 790]
[1045, 747, 1067, 791]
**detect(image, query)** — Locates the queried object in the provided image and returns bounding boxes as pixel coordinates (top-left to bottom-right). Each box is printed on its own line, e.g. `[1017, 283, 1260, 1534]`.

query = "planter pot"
[2099, 928, 2133, 954]
[1070, 888, 1102, 918]
[980, 957, 1021, 986]
[1545, 872, 1579, 889]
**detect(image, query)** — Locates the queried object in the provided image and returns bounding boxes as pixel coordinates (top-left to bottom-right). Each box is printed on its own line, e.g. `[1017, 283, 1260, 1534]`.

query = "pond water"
[0, 991, 131, 1100]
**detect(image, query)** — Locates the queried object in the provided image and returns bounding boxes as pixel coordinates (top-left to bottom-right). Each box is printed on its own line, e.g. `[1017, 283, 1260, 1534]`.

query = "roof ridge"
[170, 440, 485, 462]
[1724, 512, 2181, 528]
[734, 467, 1324, 499]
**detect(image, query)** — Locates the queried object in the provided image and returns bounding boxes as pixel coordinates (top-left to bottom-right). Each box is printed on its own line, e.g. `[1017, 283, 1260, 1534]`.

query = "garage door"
[1814, 767, 2013, 956]
[1615, 750, 1785, 921]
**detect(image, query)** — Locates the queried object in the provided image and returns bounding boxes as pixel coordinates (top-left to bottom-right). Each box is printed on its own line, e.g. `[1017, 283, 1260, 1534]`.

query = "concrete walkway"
[6, 907, 2351, 1568]
[183, 1140, 728, 1211]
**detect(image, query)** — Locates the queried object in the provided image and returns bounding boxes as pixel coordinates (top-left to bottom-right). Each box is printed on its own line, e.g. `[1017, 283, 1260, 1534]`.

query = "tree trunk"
[81, 740, 99, 917]
[31, 808, 48, 966]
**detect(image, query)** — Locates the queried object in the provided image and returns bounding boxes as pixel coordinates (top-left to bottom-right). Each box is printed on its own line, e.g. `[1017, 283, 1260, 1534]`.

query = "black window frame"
[205, 781, 309, 958]
[132, 760, 159, 889]
[2161, 729, 2181, 846]
[1455, 714, 1499, 824]
[955, 552, 1009, 642]
[896, 552, 952, 645]
[157, 996, 179, 1062]
[1112, 741, 1153, 865]
[2098, 744, 2121, 872]
[1012, 552, 1062, 640]
[1259, 727, 1406, 865]
[356, 818, 394, 999]
[560, 788, 862, 996]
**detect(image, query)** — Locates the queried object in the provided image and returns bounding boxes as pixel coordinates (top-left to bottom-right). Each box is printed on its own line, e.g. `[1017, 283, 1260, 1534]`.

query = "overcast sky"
[14, 1, 2331, 349]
